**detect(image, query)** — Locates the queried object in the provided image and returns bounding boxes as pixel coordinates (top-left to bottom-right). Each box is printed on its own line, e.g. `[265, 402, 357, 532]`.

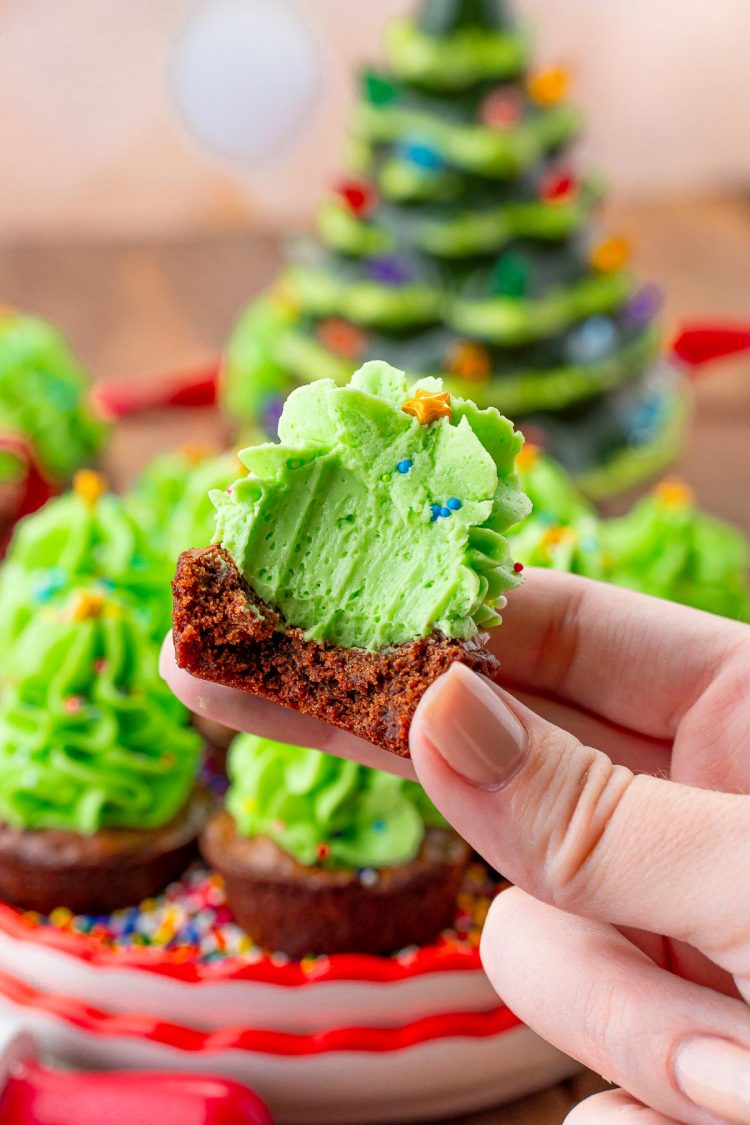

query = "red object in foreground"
[0, 1047, 272, 1125]
[0, 435, 57, 556]
[672, 322, 750, 370]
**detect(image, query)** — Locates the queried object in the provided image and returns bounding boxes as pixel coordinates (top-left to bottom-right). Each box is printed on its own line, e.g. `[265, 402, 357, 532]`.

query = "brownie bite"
[174, 362, 529, 755]
[200, 734, 471, 957]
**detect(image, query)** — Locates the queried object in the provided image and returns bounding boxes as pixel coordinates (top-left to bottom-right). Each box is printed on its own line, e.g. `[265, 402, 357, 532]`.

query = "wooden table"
[1, 195, 749, 1123]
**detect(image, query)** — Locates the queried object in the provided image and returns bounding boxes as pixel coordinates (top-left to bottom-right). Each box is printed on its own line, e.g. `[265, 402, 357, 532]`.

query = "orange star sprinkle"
[73, 469, 107, 506]
[447, 341, 492, 383]
[591, 236, 631, 275]
[178, 443, 213, 465]
[542, 526, 577, 550]
[402, 389, 453, 425]
[515, 443, 540, 472]
[654, 479, 694, 509]
[527, 65, 571, 107]
[69, 590, 106, 622]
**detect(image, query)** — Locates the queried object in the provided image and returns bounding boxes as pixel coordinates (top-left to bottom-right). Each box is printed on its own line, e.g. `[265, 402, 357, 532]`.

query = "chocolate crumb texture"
[172, 546, 501, 757]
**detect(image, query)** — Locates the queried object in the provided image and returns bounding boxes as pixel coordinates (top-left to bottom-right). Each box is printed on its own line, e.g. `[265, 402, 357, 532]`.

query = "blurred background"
[2, 0, 750, 238]
[0, 0, 748, 516]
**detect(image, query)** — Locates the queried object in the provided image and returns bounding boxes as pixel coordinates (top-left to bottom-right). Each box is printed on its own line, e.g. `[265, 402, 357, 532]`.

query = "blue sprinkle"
[447, 498, 462, 511]
[440, 507, 451, 519]
[400, 139, 444, 172]
[373, 819, 386, 833]
[430, 505, 442, 522]
[396, 460, 413, 475]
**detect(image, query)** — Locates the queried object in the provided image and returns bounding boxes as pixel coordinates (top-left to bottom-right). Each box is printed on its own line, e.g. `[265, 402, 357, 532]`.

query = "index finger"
[493, 569, 750, 741]
[159, 635, 418, 780]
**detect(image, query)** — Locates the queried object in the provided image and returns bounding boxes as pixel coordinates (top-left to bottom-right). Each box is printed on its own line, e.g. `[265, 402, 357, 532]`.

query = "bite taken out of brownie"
[173, 545, 501, 756]
[172, 362, 530, 756]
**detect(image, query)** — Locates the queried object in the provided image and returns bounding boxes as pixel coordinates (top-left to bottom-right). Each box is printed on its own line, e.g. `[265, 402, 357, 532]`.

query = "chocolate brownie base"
[0, 788, 212, 916]
[201, 811, 471, 958]
[172, 546, 501, 757]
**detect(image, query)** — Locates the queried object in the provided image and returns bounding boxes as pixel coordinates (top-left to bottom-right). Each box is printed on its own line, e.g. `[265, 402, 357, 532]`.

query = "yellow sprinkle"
[402, 389, 453, 426]
[68, 590, 107, 622]
[238, 935, 253, 954]
[473, 900, 490, 928]
[178, 443, 213, 465]
[73, 469, 107, 506]
[527, 65, 571, 107]
[654, 479, 694, 509]
[543, 526, 577, 549]
[49, 906, 73, 928]
[140, 898, 158, 913]
[447, 341, 491, 383]
[515, 443, 540, 472]
[591, 236, 631, 275]
[269, 281, 300, 317]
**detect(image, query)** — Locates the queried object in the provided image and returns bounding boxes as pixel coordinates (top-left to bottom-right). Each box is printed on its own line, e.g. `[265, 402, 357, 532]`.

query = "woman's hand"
[409, 572, 750, 1125]
[161, 570, 750, 1122]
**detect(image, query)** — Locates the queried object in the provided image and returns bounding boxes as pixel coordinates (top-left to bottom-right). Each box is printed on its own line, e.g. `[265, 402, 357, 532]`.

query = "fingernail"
[415, 664, 528, 789]
[675, 1037, 750, 1123]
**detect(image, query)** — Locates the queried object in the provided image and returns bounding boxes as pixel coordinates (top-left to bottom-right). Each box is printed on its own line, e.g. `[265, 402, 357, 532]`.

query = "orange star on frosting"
[69, 590, 106, 622]
[402, 389, 452, 425]
[73, 469, 107, 506]
[654, 479, 694, 509]
[515, 443, 540, 472]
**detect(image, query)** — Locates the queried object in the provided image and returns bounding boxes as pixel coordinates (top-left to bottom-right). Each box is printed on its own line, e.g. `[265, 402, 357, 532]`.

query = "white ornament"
[171, 0, 321, 166]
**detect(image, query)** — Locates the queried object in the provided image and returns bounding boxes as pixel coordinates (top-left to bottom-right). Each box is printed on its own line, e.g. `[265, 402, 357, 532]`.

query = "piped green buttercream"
[602, 484, 750, 621]
[129, 448, 240, 559]
[0, 312, 107, 482]
[0, 589, 201, 835]
[213, 363, 530, 651]
[0, 485, 173, 665]
[227, 733, 445, 870]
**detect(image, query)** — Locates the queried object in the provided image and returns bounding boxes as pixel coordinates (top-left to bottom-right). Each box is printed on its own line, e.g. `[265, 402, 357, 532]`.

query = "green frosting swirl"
[129, 449, 239, 559]
[213, 362, 529, 651]
[0, 589, 201, 835]
[601, 485, 750, 621]
[318, 180, 601, 261]
[507, 451, 749, 620]
[385, 16, 527, 91]
[0, 312, 107, 482]
[227, 733, 445, 869]
[449, 272, 632, 345]
[285, 265, 443, 330]
[0, 485, 174, 664]
[353, 100, 580, 180]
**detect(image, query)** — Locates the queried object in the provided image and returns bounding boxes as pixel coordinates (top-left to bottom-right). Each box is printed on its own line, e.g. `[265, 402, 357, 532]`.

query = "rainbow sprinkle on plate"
[20, 862, 504, 966]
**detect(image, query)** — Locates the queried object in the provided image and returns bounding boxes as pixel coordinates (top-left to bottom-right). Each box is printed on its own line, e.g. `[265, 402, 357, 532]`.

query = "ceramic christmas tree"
[223, 0, 683, 498]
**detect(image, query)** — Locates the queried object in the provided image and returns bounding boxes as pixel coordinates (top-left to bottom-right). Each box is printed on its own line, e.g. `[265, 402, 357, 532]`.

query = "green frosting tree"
[0, 312, 106, 485]
[0, 587, 200, 835]
[0, 472, 174, 666]
[227, 733, 445, 869]
[214, 362, 530, 651]
[224, 0, 681, 499]
[508, 449, 750, 621]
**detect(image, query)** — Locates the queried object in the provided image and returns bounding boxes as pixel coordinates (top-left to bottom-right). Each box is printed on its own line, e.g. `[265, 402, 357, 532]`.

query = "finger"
[515, 690, 671, 777]
[160, 636, 417, 780]
[566, 1089, 682, 1123]
[410, 665, 750, 959]
[492, 569, 750, 741]
[482, 888, 750, 1125]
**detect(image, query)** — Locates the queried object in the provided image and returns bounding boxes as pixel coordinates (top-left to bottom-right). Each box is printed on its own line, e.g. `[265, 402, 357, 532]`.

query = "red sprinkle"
[317, 843, 330, 861]
[335, 178, 377, 217]
[514, 562, 525, 574]
[64, 696, 83, 714]
[540, 170, 578, 205]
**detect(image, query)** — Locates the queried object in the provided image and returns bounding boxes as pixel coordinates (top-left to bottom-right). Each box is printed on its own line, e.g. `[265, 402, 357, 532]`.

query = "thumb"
[410, 664, 750, 966]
